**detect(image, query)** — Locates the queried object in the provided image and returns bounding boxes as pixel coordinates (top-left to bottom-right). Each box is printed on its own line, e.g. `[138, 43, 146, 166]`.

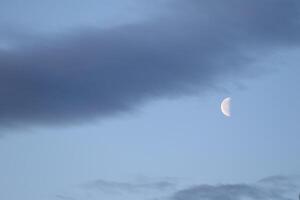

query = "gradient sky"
[0, 0, 300, 200]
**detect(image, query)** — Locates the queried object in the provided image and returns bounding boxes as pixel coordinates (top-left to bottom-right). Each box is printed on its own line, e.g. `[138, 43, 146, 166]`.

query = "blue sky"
[0, 0, 300, 200]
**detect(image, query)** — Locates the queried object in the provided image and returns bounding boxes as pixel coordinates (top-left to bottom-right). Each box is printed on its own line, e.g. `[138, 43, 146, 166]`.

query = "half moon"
[221, 97, 231, 117]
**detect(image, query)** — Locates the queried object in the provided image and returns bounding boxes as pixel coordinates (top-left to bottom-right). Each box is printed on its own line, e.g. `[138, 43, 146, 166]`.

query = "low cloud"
[172, 175, 300, 200]
[55, 175, 300, 200]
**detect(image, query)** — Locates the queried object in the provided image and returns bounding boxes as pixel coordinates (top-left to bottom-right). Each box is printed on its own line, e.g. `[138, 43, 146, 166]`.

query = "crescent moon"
[221, 97, 231, 117]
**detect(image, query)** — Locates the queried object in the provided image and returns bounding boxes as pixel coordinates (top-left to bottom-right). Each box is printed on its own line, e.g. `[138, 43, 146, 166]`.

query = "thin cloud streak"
[82, 179, 176, 194]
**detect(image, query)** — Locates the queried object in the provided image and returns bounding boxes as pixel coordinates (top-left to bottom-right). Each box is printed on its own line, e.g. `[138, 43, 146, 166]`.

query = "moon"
[221, 97, 231, 117]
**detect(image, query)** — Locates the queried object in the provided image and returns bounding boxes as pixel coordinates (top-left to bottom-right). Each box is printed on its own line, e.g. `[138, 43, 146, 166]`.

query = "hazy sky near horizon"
[0, 0, 300, 200]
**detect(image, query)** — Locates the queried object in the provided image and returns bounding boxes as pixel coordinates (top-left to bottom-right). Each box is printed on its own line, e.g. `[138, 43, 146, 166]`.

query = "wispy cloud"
[56, 177, 177, 200]
[55, 195, 77, 200]
[82, 179, 176, 194]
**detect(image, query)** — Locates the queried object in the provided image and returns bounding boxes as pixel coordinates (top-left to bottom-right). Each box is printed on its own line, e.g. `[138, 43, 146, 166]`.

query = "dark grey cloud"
[172, 175, 300, 200]
[0, 0, 300, 126]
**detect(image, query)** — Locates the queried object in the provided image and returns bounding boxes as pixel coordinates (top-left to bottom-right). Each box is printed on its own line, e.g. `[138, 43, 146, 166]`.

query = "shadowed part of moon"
[221, 97, 231, 117]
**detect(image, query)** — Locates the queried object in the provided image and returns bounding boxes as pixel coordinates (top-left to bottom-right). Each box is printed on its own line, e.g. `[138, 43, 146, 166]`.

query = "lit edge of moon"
[221, 97, 231, 117]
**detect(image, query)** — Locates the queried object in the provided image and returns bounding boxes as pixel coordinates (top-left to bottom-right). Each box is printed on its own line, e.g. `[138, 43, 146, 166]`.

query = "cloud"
[172, 175, 300, 200]
[0, 0, 300, 126]
[172, 184, 284, 200]
[258, 175, 300, 193]
[82, 179, 176, 194]
[55, 175, 300, 200]
[55, 195, 77, 200]
[55, 178, 177, 200]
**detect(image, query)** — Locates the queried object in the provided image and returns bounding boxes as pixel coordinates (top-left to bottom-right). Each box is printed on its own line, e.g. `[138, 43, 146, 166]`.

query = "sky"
[0, 0, 300, 199]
